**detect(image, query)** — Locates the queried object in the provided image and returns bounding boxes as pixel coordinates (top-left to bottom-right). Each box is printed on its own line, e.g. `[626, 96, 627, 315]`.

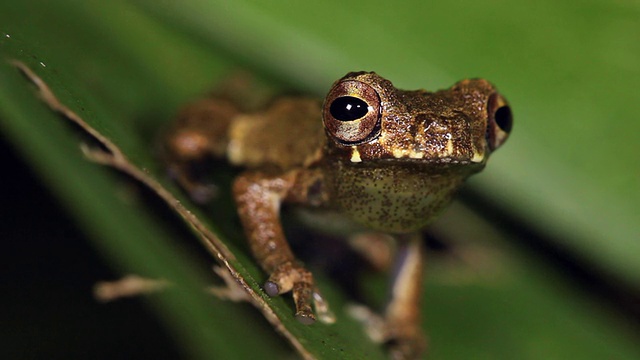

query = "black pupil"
[329, 96, 369, 121]
[495, 106, 513, 133]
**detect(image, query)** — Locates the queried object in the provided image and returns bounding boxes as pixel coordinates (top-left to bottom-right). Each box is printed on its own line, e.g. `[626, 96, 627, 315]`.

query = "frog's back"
[227, 97, 325, 170]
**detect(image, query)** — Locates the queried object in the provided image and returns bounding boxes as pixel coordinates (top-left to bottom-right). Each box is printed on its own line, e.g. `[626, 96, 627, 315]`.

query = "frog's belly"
[292, 207, 368, 237]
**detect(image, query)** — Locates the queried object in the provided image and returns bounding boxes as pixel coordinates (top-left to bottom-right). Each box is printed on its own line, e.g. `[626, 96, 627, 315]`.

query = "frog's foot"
[185, 182, 218, 204]
[385, 325, 427, 360]
[264, 262, 335, 325]
[347, 304, 426, 360]
[166, 164, 218, 204]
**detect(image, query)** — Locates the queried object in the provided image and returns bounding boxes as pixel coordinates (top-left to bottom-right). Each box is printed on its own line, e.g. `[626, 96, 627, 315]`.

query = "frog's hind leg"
[347, 232, 396, 272]
[349, 232, 426, 359]
[163, 97, 239, 203]
[384, 233, 427, 359]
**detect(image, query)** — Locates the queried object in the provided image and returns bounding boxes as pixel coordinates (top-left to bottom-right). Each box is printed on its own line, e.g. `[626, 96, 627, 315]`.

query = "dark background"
[1, 138, 180, 358]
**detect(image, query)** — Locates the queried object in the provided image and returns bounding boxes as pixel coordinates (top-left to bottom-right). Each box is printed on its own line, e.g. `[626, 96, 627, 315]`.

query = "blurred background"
[1, 0, 638, 359]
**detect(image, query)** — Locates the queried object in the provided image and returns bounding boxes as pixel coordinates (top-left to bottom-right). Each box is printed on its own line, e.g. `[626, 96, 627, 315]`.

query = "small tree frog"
[164, 72, 512, 358]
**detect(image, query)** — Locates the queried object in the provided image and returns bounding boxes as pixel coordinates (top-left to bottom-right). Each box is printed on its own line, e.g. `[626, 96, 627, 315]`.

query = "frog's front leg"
[164, 97, 239, 203]
[233, 169, 330, 325]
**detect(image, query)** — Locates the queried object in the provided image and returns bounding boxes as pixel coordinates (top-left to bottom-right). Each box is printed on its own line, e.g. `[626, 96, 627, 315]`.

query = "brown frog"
[164, 71, 512, 359]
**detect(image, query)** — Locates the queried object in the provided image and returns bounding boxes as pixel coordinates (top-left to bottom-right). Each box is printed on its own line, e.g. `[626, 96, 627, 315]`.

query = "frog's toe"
[189, 183, 218, 204]
[295, 309, 316, 325]
[312, 287, 336, 324]
[263, 280, 280, 297]
[263, 262, 321, 325]
[263, 262, 296, 295]
[292, 281, 315, 324]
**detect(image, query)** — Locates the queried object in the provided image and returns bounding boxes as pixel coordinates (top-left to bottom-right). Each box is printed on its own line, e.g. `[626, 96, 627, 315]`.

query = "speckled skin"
[323, 161, 468, 232]
[164, 72, 512, 359]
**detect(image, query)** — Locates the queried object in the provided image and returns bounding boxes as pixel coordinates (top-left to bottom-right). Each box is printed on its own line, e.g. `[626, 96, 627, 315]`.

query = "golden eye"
[323, 80, 381, 145]
[486, 93, 512, 151]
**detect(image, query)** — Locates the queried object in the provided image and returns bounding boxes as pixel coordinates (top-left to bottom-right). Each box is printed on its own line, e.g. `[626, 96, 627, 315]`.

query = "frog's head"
[322, 72, 512, 170]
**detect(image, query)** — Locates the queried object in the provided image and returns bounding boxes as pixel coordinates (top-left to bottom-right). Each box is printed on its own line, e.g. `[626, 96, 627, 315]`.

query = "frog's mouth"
[351, 153, 486, 167]
[352, 157, 487, 174]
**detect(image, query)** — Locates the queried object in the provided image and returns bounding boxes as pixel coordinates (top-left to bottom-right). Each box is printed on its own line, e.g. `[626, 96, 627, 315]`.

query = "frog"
[164, 71, 512, 359]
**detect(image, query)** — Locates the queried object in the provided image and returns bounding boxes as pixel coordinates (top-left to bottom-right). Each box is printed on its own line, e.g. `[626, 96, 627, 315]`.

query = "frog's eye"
[486, 93, 513, 151]
[323, 80, 381, 145]
[329, 96, 369, 121]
